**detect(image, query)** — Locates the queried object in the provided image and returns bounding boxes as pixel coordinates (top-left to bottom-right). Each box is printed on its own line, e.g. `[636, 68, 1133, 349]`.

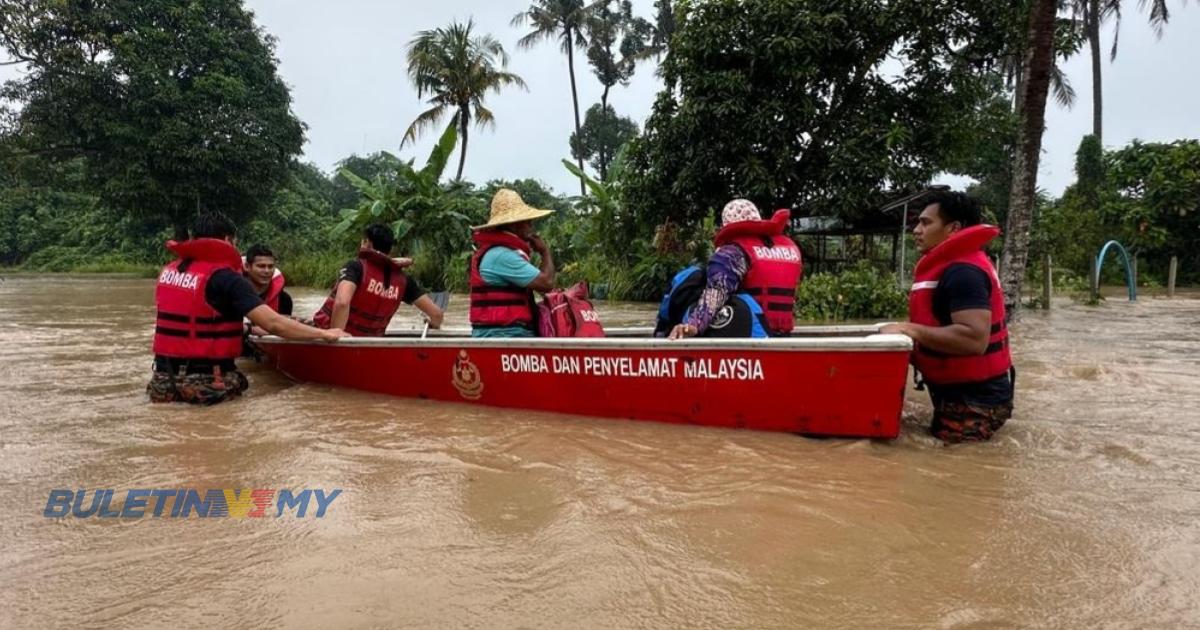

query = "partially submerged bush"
[795, 261, 908, 322]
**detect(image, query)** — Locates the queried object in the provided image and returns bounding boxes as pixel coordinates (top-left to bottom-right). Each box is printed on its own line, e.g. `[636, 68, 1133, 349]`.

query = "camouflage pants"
[147, 369, 249, 405]
[930, 399, 1013, 443]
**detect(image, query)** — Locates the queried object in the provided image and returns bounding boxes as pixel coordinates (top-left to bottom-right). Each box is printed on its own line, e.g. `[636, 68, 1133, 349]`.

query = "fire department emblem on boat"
[452, 350, 484, 400]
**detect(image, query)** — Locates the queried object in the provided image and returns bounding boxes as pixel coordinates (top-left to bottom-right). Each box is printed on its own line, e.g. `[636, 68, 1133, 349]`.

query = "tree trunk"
[1088, 0, 1103, 142]
[566, 30, 586, 194]
[172, 216, 189, 242]
[599, 85, 611, 181]
[1001, 0, 1058, 322]
[456, 108, 469, 181]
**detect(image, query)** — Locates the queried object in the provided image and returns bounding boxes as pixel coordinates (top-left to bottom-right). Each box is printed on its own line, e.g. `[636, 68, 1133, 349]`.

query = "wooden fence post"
[1042, 254, 1052, 310]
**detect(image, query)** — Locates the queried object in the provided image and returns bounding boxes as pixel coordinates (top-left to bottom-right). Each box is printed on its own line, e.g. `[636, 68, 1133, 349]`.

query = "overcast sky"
[5, 1, 1198, 200]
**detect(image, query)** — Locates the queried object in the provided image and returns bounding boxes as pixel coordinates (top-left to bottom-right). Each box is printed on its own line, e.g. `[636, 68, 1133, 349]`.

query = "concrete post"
[1168, 256, 1178, 298]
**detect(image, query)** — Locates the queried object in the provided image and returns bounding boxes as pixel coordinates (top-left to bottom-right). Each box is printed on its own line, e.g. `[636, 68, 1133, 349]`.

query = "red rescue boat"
[253, 326, 912, 439]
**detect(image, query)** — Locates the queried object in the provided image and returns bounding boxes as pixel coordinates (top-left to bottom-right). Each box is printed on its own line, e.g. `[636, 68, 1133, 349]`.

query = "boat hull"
[256, 329, 911, 438]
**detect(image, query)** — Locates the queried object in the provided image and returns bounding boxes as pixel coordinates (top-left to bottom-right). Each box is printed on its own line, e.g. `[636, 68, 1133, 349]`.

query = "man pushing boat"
[881, 191, 1015, 443]
[148, 213, 346, 405]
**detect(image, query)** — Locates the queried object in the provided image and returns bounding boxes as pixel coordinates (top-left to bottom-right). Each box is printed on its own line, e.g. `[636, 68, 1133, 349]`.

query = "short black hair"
[925, 191, 982, 227]
[244, 244, 275, 265]
[192, 212, 238, 240]
[363, 223, 395, 254]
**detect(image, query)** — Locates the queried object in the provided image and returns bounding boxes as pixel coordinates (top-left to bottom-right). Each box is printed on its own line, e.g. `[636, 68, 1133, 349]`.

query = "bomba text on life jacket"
[158, 269, 199, 290]
[366, 278, 401, 300]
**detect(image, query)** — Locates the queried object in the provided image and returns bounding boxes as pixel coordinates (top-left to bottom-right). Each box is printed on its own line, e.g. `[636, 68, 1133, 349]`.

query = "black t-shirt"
[257, 288, 294, 316]
[926, 263, 1013, 406]
[205, 269, 266, 320]
[337, 259, 425, 304]
[276, 290, 293, 316]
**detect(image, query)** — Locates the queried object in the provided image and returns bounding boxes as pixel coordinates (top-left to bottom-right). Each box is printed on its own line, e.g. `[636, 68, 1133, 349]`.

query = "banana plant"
[333, 119, 484, 290]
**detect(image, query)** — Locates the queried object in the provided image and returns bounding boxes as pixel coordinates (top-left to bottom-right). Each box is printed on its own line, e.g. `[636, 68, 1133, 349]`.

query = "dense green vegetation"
[2, 0, 1195, 324]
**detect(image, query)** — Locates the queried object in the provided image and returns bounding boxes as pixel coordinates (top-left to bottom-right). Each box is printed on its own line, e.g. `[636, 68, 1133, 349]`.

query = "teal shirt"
[472, 246, 540, 338]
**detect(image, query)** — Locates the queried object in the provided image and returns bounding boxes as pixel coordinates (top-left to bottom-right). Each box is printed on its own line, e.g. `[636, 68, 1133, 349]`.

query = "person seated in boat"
[655, 265, 769, 338]
[469, 189, 556, 338]
[668, 199, 803, 339]
[148, 212, 347, 405]
[880, 191, 1014, 443]
[243, 244, 292, 316]
[312, 223, 445, 336]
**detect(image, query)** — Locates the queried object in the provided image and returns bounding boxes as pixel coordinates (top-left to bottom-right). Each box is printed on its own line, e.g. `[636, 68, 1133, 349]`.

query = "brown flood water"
[1, 274, 1198, 629]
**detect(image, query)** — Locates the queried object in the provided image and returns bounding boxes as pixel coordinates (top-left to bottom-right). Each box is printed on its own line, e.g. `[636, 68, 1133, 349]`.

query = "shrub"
[282, 251, 345, 288]
[795, 261, 908, 322]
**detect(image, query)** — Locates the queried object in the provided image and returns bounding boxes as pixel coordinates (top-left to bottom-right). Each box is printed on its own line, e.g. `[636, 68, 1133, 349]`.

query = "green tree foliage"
[329, 153, 404, 214]
[401, 19, 526, 181]
[622, 0, 1019, 227]
[0, 0, 305, 240]
[570, 104, 639, 181]
[336, 122, 486, 291]
[584, 0, 652, 108]
[1035, 138, 1200, 286]
[242, 162, 337, 259]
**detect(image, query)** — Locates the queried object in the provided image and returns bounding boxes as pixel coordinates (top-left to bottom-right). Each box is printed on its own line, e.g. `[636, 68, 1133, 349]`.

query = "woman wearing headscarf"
[668, 199, 803, 339]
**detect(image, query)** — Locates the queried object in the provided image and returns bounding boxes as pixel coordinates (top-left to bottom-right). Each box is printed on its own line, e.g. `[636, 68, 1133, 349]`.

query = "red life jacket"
[313, 249, 406, 336]
[908, 224, 1013, 385]
[261, 270, 285, 312]
[714, 209, 803, 334]
[537, 281, 605, 337]
[469, 230, 536, 329]
[153, 238, 245, 360]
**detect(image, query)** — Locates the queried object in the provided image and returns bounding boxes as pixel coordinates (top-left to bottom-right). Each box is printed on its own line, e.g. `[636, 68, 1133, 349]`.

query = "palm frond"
[401, 104, 449, 148]
[1051, 63, 1076, 108]
[1140, 0, 1170, 37]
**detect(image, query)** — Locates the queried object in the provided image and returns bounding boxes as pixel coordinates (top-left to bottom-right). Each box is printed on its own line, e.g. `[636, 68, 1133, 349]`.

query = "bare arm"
[524, 234, 556, 293]
[412, 294, 444, 329]
[329, 280, 357, 331]
[881, 308, 992, 355]
[246, 305, 347, 341]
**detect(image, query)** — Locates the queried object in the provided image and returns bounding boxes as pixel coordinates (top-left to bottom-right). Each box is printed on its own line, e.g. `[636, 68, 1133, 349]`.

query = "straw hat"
[473, 189, 554, 230]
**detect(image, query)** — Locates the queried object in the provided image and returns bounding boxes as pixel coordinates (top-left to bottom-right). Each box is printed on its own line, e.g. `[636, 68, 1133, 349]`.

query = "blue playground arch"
[1095, 240, 1137, 302]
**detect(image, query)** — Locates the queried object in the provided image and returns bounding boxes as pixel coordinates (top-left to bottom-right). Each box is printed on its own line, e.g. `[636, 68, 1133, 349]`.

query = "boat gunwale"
[253, 327, 913, 353]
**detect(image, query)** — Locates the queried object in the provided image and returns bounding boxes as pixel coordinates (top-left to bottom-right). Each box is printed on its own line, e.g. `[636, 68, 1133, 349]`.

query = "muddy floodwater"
[1, 274, 1198, 629]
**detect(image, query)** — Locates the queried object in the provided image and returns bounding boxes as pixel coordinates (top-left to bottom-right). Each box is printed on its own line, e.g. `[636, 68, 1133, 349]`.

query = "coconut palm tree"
[1001, 0, 1060, 320]
[512, 0, 592, 193]
[402, 19, 526, 181]
[1074, 0, 1174, 142]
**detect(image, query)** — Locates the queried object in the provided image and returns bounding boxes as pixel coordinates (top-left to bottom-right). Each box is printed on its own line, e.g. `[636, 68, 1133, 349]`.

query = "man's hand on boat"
[246, 305, 350, 342]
